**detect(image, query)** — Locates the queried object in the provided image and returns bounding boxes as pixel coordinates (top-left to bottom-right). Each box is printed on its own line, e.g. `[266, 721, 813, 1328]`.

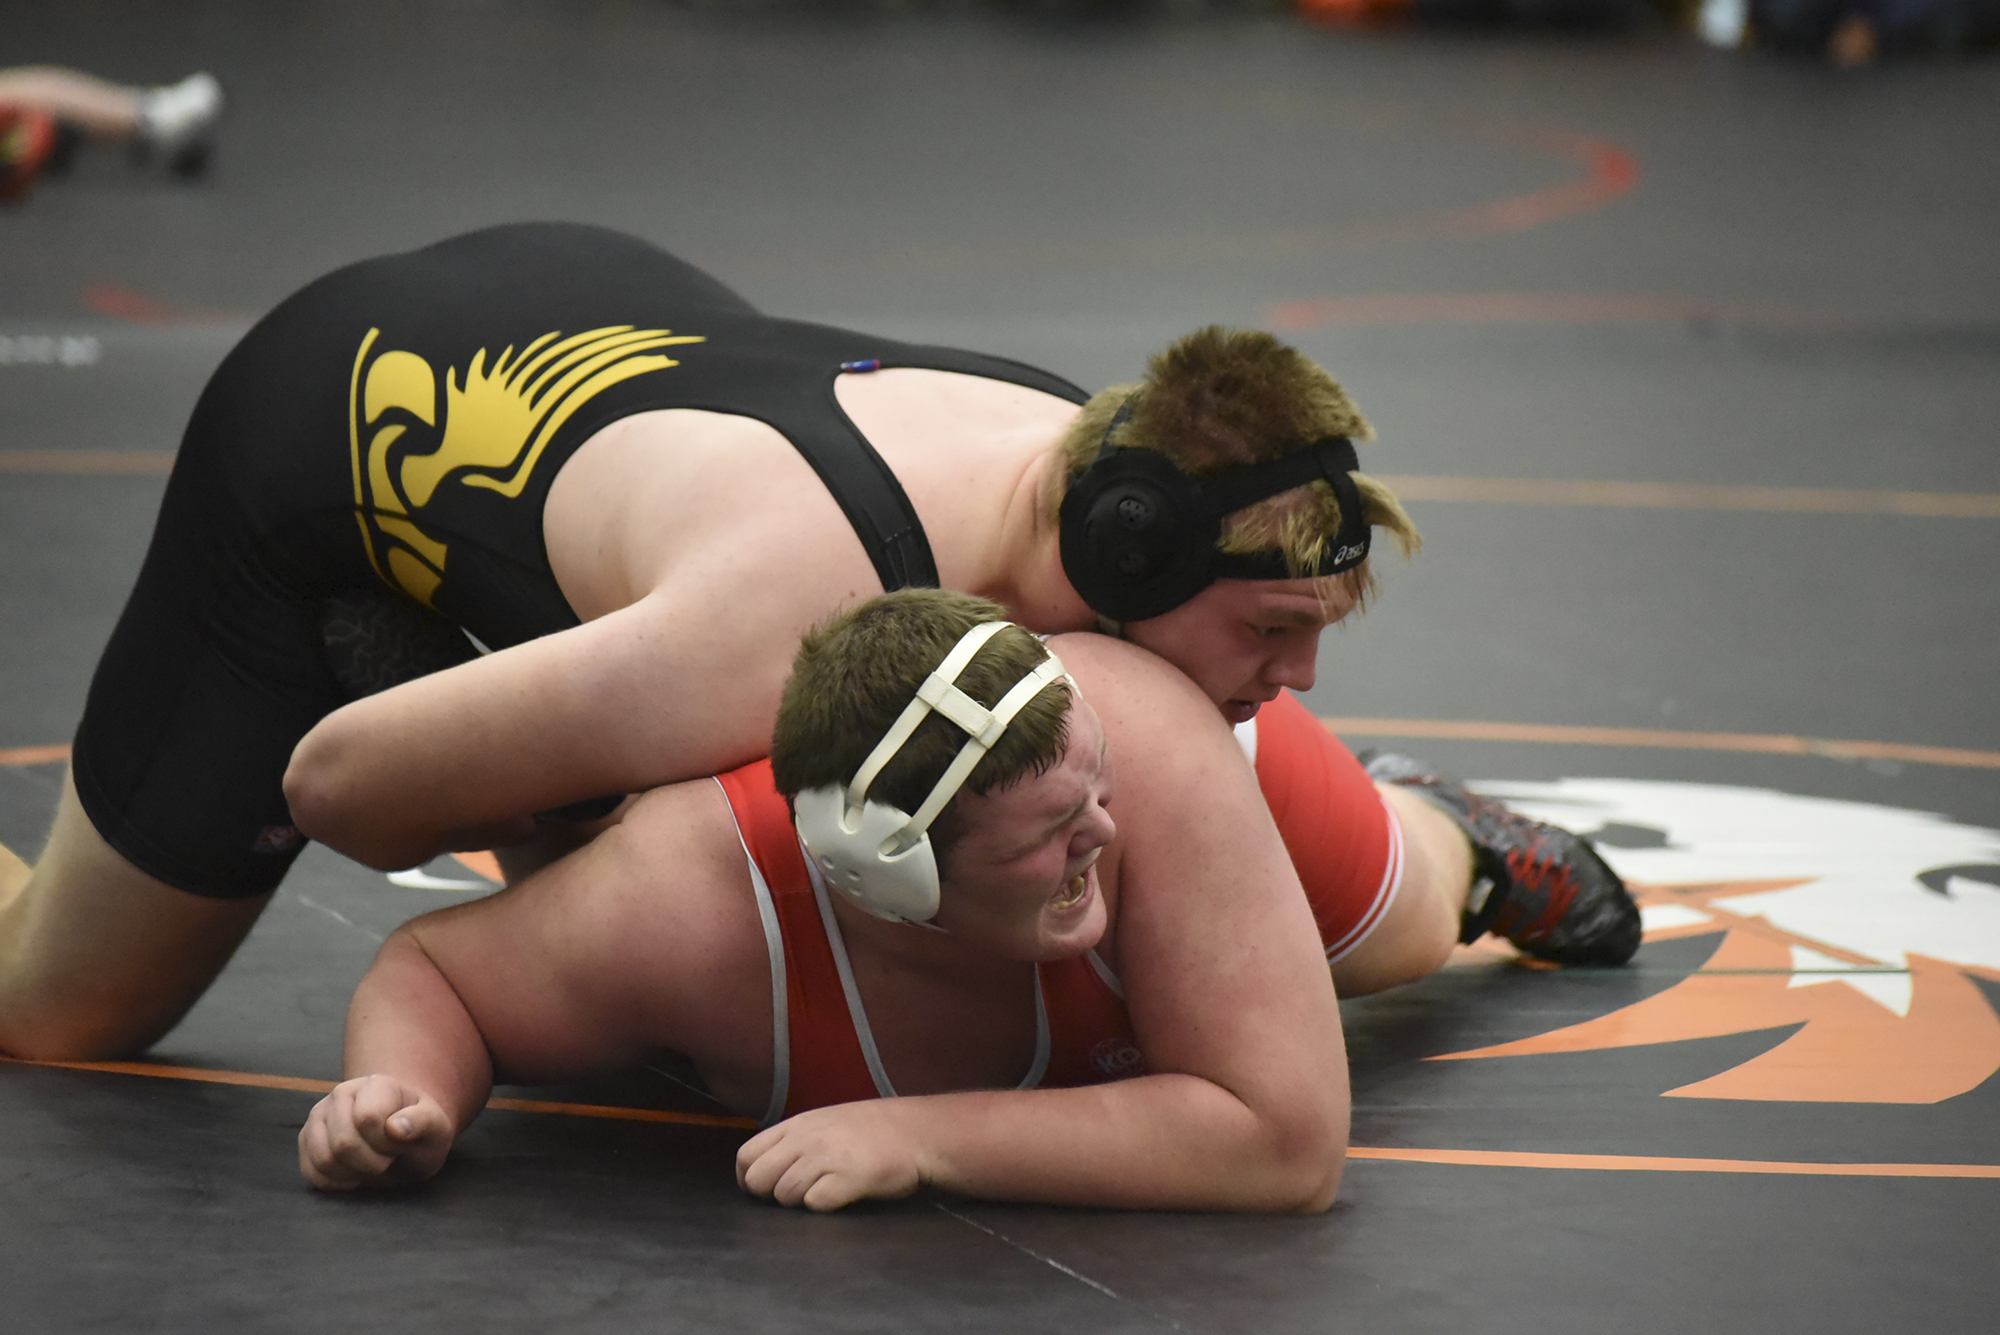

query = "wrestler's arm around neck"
[284, 585, 800, 872]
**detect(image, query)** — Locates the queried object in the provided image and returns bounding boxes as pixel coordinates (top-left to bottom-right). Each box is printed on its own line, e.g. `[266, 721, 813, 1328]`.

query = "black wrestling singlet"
[69, 222, 1088, 897]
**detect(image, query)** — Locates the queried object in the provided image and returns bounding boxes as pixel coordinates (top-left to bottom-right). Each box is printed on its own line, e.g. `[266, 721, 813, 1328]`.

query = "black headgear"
[1057, 396, 1374, 623]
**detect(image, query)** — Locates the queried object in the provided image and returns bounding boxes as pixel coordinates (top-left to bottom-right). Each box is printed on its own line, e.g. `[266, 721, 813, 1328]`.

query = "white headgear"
[792, 620, 1071, 924]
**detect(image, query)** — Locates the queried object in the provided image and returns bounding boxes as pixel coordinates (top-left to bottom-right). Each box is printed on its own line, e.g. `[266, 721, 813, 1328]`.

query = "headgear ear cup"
[1058, 395, 1374, 622]
[1058, 399, 1222, 623]
[793, 621, 1072, 924]
[792, 785, 941, 923]
[1061, 448, 1222, 623]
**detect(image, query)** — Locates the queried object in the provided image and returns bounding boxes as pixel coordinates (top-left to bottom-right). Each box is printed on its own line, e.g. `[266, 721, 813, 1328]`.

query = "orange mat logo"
[1436, 780, 2000, 1104]
[346, 325, 703, 607]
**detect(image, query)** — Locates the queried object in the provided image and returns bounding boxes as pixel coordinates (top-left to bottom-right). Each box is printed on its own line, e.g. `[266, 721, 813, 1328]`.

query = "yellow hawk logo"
[347, 325, 703, 606]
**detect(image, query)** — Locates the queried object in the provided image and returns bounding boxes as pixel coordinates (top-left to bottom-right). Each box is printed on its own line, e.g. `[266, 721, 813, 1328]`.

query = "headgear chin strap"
[1057, 396, 1374, 623]
[793, 621, 1071, 925]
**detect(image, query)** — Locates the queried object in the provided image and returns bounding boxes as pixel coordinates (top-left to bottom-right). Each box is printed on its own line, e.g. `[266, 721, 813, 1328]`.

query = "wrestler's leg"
[0, 773, 269, 1060]
[1, 545, 319, 1061]
[0, 66, 221, 169]
[0, 291, 362, 1058]
[0, 66, 141, 139]
[1328, 783, 1470, 997]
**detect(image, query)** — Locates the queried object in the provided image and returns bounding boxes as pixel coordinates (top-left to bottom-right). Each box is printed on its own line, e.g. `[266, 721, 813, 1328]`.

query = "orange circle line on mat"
[12, 1057, 1996, 1180]
[0, 744, 71, 766]
[7, 451, 1996, 522]
[1314, 718, 2000, 771]
[8, 719, 1998, 774]
[73, 112, 1629, 307]
[1265, 291, 1862, 333]
[10, 1057, 755, 1131]
[1342, 1147, 2000, 1179]
[1373, 474, 2000, 519]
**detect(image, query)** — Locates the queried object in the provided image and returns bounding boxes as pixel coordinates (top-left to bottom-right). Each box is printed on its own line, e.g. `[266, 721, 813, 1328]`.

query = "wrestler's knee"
[0, 785, 269, 1059]
[1330, 788, 1469, 996]
[0, 968, 179, 1062]
[1331, 908, 1458, 997]
[0, 890, 258, 1061]
[0, 899, 171, 1062]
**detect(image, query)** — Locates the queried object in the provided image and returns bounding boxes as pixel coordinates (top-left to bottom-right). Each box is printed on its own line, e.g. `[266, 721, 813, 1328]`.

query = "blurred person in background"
[0, 66, 221, 203]
[1709, 0, 2000, 65]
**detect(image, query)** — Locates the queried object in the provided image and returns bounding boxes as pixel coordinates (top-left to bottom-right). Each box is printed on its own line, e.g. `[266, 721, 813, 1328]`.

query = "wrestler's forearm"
[287, 715, 630, 871]
[288, 600, 731, 868]
[343, 930, 496, 1138]
[285, 717, 453, 869]
[902, 1074, 1346, 1213]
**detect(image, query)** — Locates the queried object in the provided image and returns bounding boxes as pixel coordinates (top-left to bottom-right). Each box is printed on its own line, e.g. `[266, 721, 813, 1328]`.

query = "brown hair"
[771, 590, 1074, 858]
[1051, 326, 1420, 605]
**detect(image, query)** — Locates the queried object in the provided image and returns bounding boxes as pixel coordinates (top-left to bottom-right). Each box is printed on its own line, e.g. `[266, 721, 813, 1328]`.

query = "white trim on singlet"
[805, 852, 1051, 1099]
[1085, 948, 1124, 999]
[1021, 973, 1053, 1089]
[1323, 796, 1405, 964]
[714, 777, 792, 1127]
[806, 853, 899, 1099]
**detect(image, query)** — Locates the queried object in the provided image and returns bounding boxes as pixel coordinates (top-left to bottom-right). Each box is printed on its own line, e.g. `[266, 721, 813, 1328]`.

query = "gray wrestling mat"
[3, 4, 1996, 1331]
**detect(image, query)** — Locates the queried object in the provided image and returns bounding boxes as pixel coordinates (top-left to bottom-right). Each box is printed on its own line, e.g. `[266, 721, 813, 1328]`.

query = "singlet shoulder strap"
[828, 343, 1088, 592]
[816, 361, 939, 591]
[711, 773, 792, 1125]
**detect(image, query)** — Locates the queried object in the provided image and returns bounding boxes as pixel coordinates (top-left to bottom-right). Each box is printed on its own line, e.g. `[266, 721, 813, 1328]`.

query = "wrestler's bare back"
[539, 366, 1089, 764]
[287, 369, 1093, 870]
[545, 368, 1081, 618]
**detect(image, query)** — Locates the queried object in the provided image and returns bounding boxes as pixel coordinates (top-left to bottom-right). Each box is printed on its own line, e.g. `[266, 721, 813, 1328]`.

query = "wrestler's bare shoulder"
[833, 365, 1080, 477]
[556, 778, 774, 1061]
[544, 409, 876, 619]
[1045, 632, 1223, 728]
[1043, 633, 1256, 839]
[543, 369, 1078, 619]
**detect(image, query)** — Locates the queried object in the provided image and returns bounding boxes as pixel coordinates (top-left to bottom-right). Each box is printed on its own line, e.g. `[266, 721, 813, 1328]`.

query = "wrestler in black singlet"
[72, 222, 1086, 897]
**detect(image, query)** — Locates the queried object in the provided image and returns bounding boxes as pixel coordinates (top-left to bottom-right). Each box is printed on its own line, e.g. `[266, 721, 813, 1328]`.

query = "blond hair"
[1051, 327, 1420, 604]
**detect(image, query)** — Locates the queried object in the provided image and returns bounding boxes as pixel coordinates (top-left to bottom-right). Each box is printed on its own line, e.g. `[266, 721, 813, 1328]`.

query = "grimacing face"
[1120, 575, 1360, 726]
[935, 700, 1115, 962]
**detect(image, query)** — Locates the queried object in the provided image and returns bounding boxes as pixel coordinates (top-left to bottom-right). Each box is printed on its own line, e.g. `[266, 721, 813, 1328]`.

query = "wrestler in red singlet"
[714, 762, 1141, 1122]
[710, 690, 1395, 1120]
[1241, 689, 1404, 966]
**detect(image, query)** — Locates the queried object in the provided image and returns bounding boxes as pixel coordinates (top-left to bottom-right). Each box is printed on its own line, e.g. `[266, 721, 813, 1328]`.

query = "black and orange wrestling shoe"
[1362, 751, 1642, 966]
